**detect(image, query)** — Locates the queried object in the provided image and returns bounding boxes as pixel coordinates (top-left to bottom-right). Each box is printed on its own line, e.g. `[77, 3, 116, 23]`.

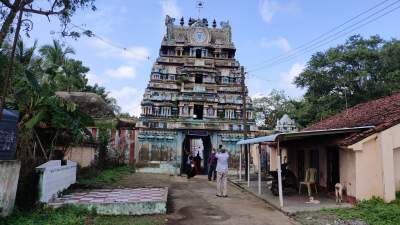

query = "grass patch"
[91, 215, 165, 225]
[78, 165, 135, 186]
[0, 205, 165, 225]
[0, 205, 93, 225]
[325, 193, 400, 225]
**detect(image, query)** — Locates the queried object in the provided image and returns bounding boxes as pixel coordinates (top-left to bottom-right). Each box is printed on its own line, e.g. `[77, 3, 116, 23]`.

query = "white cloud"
[90, 39, 150, 64]
[105, 66, 136, 79]
[110, 87, 144, 116]
[161, 0, 181, 18]
[281, 63, 305, 85]
[251, 92, 268, 99]
[260, 37, 291, 52]
[247, 75, 273, 100]
[279, 63, 305, 97]
[86, 72, 104, 86]
[119, 46, 150, 62]
[259, 0, 300, 23]
[259, 0, 279, 23]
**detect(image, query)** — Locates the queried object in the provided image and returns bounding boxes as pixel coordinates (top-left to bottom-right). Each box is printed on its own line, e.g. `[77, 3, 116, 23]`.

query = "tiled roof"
[304, 93, 400, 145]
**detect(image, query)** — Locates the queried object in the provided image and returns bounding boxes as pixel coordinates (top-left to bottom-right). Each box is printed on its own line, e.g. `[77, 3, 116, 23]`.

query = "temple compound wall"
[135, 16, 257, 174]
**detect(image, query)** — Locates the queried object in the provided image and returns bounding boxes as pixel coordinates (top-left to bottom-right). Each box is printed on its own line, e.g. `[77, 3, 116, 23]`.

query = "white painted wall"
[0, 160, 21, 217]
[36, 160, 77, 203]
[394, 148, 400, 192]
[348, 123, 400, 202]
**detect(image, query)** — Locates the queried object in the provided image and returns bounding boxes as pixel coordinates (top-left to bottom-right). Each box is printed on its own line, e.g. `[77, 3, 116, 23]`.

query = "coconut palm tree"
[39, 40, 75, 67]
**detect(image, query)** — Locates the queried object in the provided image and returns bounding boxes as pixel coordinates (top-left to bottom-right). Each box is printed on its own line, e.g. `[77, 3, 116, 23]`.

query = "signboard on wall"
[187, 130, 208, 137]
[0, 109, 19, 160]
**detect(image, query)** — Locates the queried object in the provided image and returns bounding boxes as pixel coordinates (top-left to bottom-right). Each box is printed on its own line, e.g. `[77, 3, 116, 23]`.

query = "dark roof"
[55, 92, 114, 118]
[305, 93, 400, 145]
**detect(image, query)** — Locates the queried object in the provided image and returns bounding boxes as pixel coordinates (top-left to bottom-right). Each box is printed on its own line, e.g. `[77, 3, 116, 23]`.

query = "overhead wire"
[248, 0, 393, 69]
[70, 23, 151, 60]
[249, 2, 400, 73]
[247, 0, 400, 73]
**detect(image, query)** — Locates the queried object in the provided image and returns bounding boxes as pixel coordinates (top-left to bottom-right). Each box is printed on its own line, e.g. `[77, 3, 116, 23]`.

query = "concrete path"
[165, 175, 299, 225]
[113, 173, 298, 225]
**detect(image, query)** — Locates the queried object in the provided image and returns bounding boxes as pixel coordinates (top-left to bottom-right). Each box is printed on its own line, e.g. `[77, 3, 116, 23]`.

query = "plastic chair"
[299, 168, 318, 196]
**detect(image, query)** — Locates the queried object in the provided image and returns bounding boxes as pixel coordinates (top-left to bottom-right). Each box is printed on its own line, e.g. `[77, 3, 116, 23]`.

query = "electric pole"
[240, 66, 249, 180]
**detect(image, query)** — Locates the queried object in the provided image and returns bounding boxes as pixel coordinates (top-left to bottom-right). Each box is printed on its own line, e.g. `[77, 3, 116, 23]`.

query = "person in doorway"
[215, 145, 229, 197]
[184, 149, 195, 179]
[207, 148, 218, 181]
[194, 151, 202, 174]
[187, 154, 196, 179]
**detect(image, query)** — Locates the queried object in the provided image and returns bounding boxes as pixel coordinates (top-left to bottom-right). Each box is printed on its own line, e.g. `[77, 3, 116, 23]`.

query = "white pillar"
[247, 144, 250, 187]
[277, 141, 283, 208]
[258, 144, 261, 195]
[239, 145, 242, 181]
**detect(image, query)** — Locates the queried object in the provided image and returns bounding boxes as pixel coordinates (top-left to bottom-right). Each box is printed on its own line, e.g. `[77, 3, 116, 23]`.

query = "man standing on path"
[207, 148, 218, 181]
[215, 145, 229, 197]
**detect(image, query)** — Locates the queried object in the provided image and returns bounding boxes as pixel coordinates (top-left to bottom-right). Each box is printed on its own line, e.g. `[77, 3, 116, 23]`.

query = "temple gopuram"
[135, 15, 257, 174]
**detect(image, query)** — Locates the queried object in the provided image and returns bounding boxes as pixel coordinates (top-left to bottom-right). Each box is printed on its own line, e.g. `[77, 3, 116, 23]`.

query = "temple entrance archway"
[181, 131, 212, 175]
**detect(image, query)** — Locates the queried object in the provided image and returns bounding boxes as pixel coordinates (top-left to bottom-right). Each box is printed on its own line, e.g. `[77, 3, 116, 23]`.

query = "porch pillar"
[247, 144, 250, 187]
[258, 144, 261, 195]
[239, 144, 242, 181]
[277, 140, 283, 208]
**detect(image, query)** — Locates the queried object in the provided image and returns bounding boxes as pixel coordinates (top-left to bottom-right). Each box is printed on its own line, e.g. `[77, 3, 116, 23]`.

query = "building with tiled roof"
[241, 93, 400, 204]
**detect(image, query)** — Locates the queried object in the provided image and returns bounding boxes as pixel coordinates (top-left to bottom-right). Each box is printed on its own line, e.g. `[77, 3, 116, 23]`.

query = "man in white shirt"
[215, 145, 229, 197]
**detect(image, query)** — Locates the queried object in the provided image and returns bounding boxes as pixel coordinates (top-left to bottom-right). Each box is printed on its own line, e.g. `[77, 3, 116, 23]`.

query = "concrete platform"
[230, 178, 352, 214]
[48, 187, 168, 215]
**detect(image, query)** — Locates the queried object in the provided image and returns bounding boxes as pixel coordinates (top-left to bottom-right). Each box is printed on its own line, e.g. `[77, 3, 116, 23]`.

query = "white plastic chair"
[299, 168, 318, 196]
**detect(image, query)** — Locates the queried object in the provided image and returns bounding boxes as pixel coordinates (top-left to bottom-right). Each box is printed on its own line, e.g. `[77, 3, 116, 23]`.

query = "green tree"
[39, 40, 90, 92]
[0, 0, 96, 47]
[39, 40, 75, 66]
[253, 90, 296, 130]
[294, 35, 400, 124]
[2, 39, 117, 159]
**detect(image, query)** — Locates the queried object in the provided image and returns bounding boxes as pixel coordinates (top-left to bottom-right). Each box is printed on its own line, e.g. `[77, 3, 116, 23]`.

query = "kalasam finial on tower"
[196, 0, 204, 18]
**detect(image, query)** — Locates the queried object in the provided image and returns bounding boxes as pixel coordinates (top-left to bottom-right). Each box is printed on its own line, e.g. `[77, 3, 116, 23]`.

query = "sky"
[24, 0, 400, 116]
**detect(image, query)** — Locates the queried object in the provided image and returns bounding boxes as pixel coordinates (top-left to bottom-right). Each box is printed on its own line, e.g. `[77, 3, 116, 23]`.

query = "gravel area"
[294, 211, 368, 225]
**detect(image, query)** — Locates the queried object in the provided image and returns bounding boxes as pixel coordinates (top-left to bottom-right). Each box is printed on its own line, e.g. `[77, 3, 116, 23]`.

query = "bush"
[327, 194, 400, 225]
[0, 205, 94, 225]
[77, 165, 135, 186]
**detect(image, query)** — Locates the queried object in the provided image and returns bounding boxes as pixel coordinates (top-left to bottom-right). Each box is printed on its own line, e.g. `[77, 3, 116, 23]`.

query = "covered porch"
[233, 127, 373, 213]
[230, 179, 350, 214]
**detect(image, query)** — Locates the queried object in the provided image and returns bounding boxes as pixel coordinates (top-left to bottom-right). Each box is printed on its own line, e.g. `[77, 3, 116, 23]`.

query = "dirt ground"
[294, 211, 368, 225]
[110, 173, 299, 225]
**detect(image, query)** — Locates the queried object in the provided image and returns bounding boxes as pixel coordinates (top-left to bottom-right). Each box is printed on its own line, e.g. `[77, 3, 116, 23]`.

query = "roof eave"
[236, 126, 375, 145]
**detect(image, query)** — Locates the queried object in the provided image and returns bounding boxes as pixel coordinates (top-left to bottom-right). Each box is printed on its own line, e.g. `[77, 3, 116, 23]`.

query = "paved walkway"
[165, 175, 299, 225]
[111, 173, 299, 225]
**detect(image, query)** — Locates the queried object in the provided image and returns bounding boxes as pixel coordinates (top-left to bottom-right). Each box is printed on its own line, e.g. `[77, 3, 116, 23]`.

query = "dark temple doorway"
[193, 104, 203, 120]
[196, 49, 202, 58]
[181, 132, 212, 175]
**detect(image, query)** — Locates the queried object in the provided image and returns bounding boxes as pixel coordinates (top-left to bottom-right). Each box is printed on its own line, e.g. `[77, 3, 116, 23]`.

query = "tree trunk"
[0, 6, 23, 118]
[0, 0, 22, 48]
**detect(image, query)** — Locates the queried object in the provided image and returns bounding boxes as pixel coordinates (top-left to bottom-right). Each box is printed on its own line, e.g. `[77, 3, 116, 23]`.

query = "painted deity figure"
[220, 21, 232, 43]
[183, 104, 189, 115]
[165, 15, 175, 41]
